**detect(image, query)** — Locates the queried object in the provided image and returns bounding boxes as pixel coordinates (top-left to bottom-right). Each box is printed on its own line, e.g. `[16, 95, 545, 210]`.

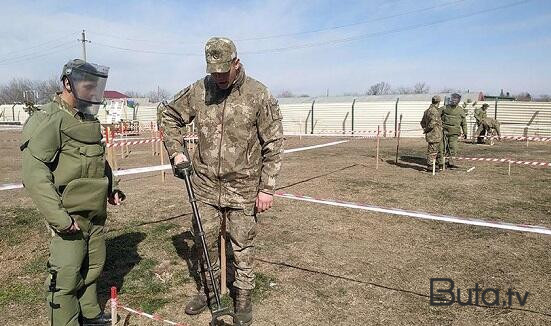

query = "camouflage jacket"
[159, 68, 284, 211]
[441, 105, 467, 136]
[474, 108, 487, 124]
[420, 104, 442, 143]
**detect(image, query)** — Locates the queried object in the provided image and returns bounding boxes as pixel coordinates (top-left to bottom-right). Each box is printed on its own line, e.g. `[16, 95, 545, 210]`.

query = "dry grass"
[0, 130, 550, 325]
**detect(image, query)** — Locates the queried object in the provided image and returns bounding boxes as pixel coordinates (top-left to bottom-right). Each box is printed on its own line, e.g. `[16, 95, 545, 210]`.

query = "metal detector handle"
[180, 166, 237, 324]
[180, 167, 222, 310]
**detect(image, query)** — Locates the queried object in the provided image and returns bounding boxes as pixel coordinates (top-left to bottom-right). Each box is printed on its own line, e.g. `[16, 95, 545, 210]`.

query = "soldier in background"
[441, 93, 467, 169]
[474, 103, 489, 143]
[474, 117, 501, 143]
[420, 95, 443, 171]
[23, 100, 38, 117]
[21, 59, 124, 325]
[159, 37, 283, 326]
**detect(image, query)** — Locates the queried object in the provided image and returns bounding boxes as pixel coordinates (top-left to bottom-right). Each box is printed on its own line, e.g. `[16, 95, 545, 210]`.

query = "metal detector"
[176, 163, 235, 326]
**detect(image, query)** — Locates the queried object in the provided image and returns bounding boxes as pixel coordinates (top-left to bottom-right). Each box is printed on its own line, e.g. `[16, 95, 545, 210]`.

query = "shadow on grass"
[98, 231, 146, 304]
[172, 231, 202, 291]
[257, 257, 551, 319]
[386, 158, 428, 172]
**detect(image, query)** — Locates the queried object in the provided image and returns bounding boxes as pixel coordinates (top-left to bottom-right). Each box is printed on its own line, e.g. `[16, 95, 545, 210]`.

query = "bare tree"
[439, 87, 463, 94]
[0, 78, 33, 104]
[278, 90, 295, 98]
[35, 78, 61, 103]
[366, 82, 391, 95]
[147, 87, 171, 103]
[515, 92, 532, 101]
[413, 82, 429, 94]
[394, 87, 412, 95]
[534, 94, 551, 102]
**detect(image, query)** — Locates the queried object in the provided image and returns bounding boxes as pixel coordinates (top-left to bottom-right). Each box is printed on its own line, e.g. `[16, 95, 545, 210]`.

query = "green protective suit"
[441, 104, 467, 165]
[21, 94, 116, 326]
[474, 107, 488, 143]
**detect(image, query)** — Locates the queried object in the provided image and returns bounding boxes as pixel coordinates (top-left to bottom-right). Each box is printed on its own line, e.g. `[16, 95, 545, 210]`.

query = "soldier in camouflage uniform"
[441, 93, 467, 168]
[420, 95, 443, 171]
[21, 59, 124, 326]
[473, 103, 488, 143]
[159, 37, 283, 326]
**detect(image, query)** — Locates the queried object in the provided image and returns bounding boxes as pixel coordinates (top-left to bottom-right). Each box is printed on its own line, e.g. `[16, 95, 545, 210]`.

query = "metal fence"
[2, 99, 551, 139]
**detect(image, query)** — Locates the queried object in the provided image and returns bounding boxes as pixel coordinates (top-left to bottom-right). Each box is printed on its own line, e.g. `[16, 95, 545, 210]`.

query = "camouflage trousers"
[426, 141, 443, 167]
[443, 133, 459, 165]
[193, 201, 257, 292]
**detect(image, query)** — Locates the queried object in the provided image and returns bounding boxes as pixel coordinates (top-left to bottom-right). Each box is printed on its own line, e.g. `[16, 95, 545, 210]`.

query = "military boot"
[184, 292, 209, 315]
[185, 279, 219, 315]
[82, 311, 112, 325]
[233, 288, 252, 326]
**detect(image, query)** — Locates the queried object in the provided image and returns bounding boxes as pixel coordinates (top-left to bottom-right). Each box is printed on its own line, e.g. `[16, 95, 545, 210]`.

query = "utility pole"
[78, 30, 91, 61]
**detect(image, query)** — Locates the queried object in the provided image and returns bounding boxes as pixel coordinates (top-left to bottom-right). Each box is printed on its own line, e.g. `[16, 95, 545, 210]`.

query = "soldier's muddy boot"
[233, 288, 252, 326]
[184, 293, 209, 315]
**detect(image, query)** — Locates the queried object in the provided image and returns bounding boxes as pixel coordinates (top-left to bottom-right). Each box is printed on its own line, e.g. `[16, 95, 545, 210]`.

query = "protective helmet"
[61, 59, 109, 116]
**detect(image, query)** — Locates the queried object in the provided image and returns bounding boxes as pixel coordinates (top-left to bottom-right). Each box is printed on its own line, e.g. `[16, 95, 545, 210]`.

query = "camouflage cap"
[205, 37, 237, 73]
[482, 103, 489, 108]
[451, 93, 461, 99]
[432, 95, 441, 102]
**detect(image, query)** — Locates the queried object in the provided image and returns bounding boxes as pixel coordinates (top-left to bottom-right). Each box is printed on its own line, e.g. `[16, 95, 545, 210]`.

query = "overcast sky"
[1, 0, 550, 97]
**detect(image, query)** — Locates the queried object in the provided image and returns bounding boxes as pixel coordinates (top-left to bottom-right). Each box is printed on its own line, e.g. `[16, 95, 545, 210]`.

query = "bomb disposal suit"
[21, 59, 118, 326]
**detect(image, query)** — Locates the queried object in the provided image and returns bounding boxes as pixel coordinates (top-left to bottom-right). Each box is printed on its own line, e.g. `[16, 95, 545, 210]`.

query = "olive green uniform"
[474, 117, 501, 141]
[420, 104, 443, 167]
[441, 104, 467, 165]
[474, 107, 487, 143]
[21, 95, 116, 326]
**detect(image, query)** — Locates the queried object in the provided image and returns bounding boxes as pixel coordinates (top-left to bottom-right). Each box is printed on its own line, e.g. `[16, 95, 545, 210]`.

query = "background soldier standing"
[21, 59, 124, 326]
[441, 93, 467, 169]
[474, 103, 489, 143]
[420, 95, 443, 171]
[159, 37, 283, 326]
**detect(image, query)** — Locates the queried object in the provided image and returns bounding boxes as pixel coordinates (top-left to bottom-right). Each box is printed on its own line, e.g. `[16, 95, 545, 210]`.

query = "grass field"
[1, 129, 550, 325]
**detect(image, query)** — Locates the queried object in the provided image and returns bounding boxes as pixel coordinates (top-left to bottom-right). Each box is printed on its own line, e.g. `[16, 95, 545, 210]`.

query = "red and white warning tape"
[105, 135, 197, 148]
[316, 129, 394, 135]
[274, 191, 551, 236]
[455, 156, 551, 167]
[106, 138, 162, 148]
[111, 287, 190, 326]
[481, 135, 551, 142]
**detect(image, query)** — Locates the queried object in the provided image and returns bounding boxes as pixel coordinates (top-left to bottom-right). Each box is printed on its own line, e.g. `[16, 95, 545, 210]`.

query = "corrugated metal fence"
[2, 100, 550, 138]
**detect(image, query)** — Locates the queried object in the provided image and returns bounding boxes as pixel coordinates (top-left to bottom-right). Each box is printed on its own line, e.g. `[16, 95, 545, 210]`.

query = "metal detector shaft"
[180, 167, 222, 310]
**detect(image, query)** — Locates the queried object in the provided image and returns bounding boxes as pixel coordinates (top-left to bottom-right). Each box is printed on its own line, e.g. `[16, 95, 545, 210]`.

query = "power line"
[241, 0, 531, 55]
[87, 0, 467, 45]
[235, 0, 468, 41]
[0, 34, 76, 58]
[92, 41, 201, 57]
[0, 40, 77, 64]
[0, 42, 77, 66]
[90, 1, 531, 57]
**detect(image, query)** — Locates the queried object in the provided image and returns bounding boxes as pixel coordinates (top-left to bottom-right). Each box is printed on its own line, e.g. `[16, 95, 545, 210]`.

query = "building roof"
[104, 91, 129, 99]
